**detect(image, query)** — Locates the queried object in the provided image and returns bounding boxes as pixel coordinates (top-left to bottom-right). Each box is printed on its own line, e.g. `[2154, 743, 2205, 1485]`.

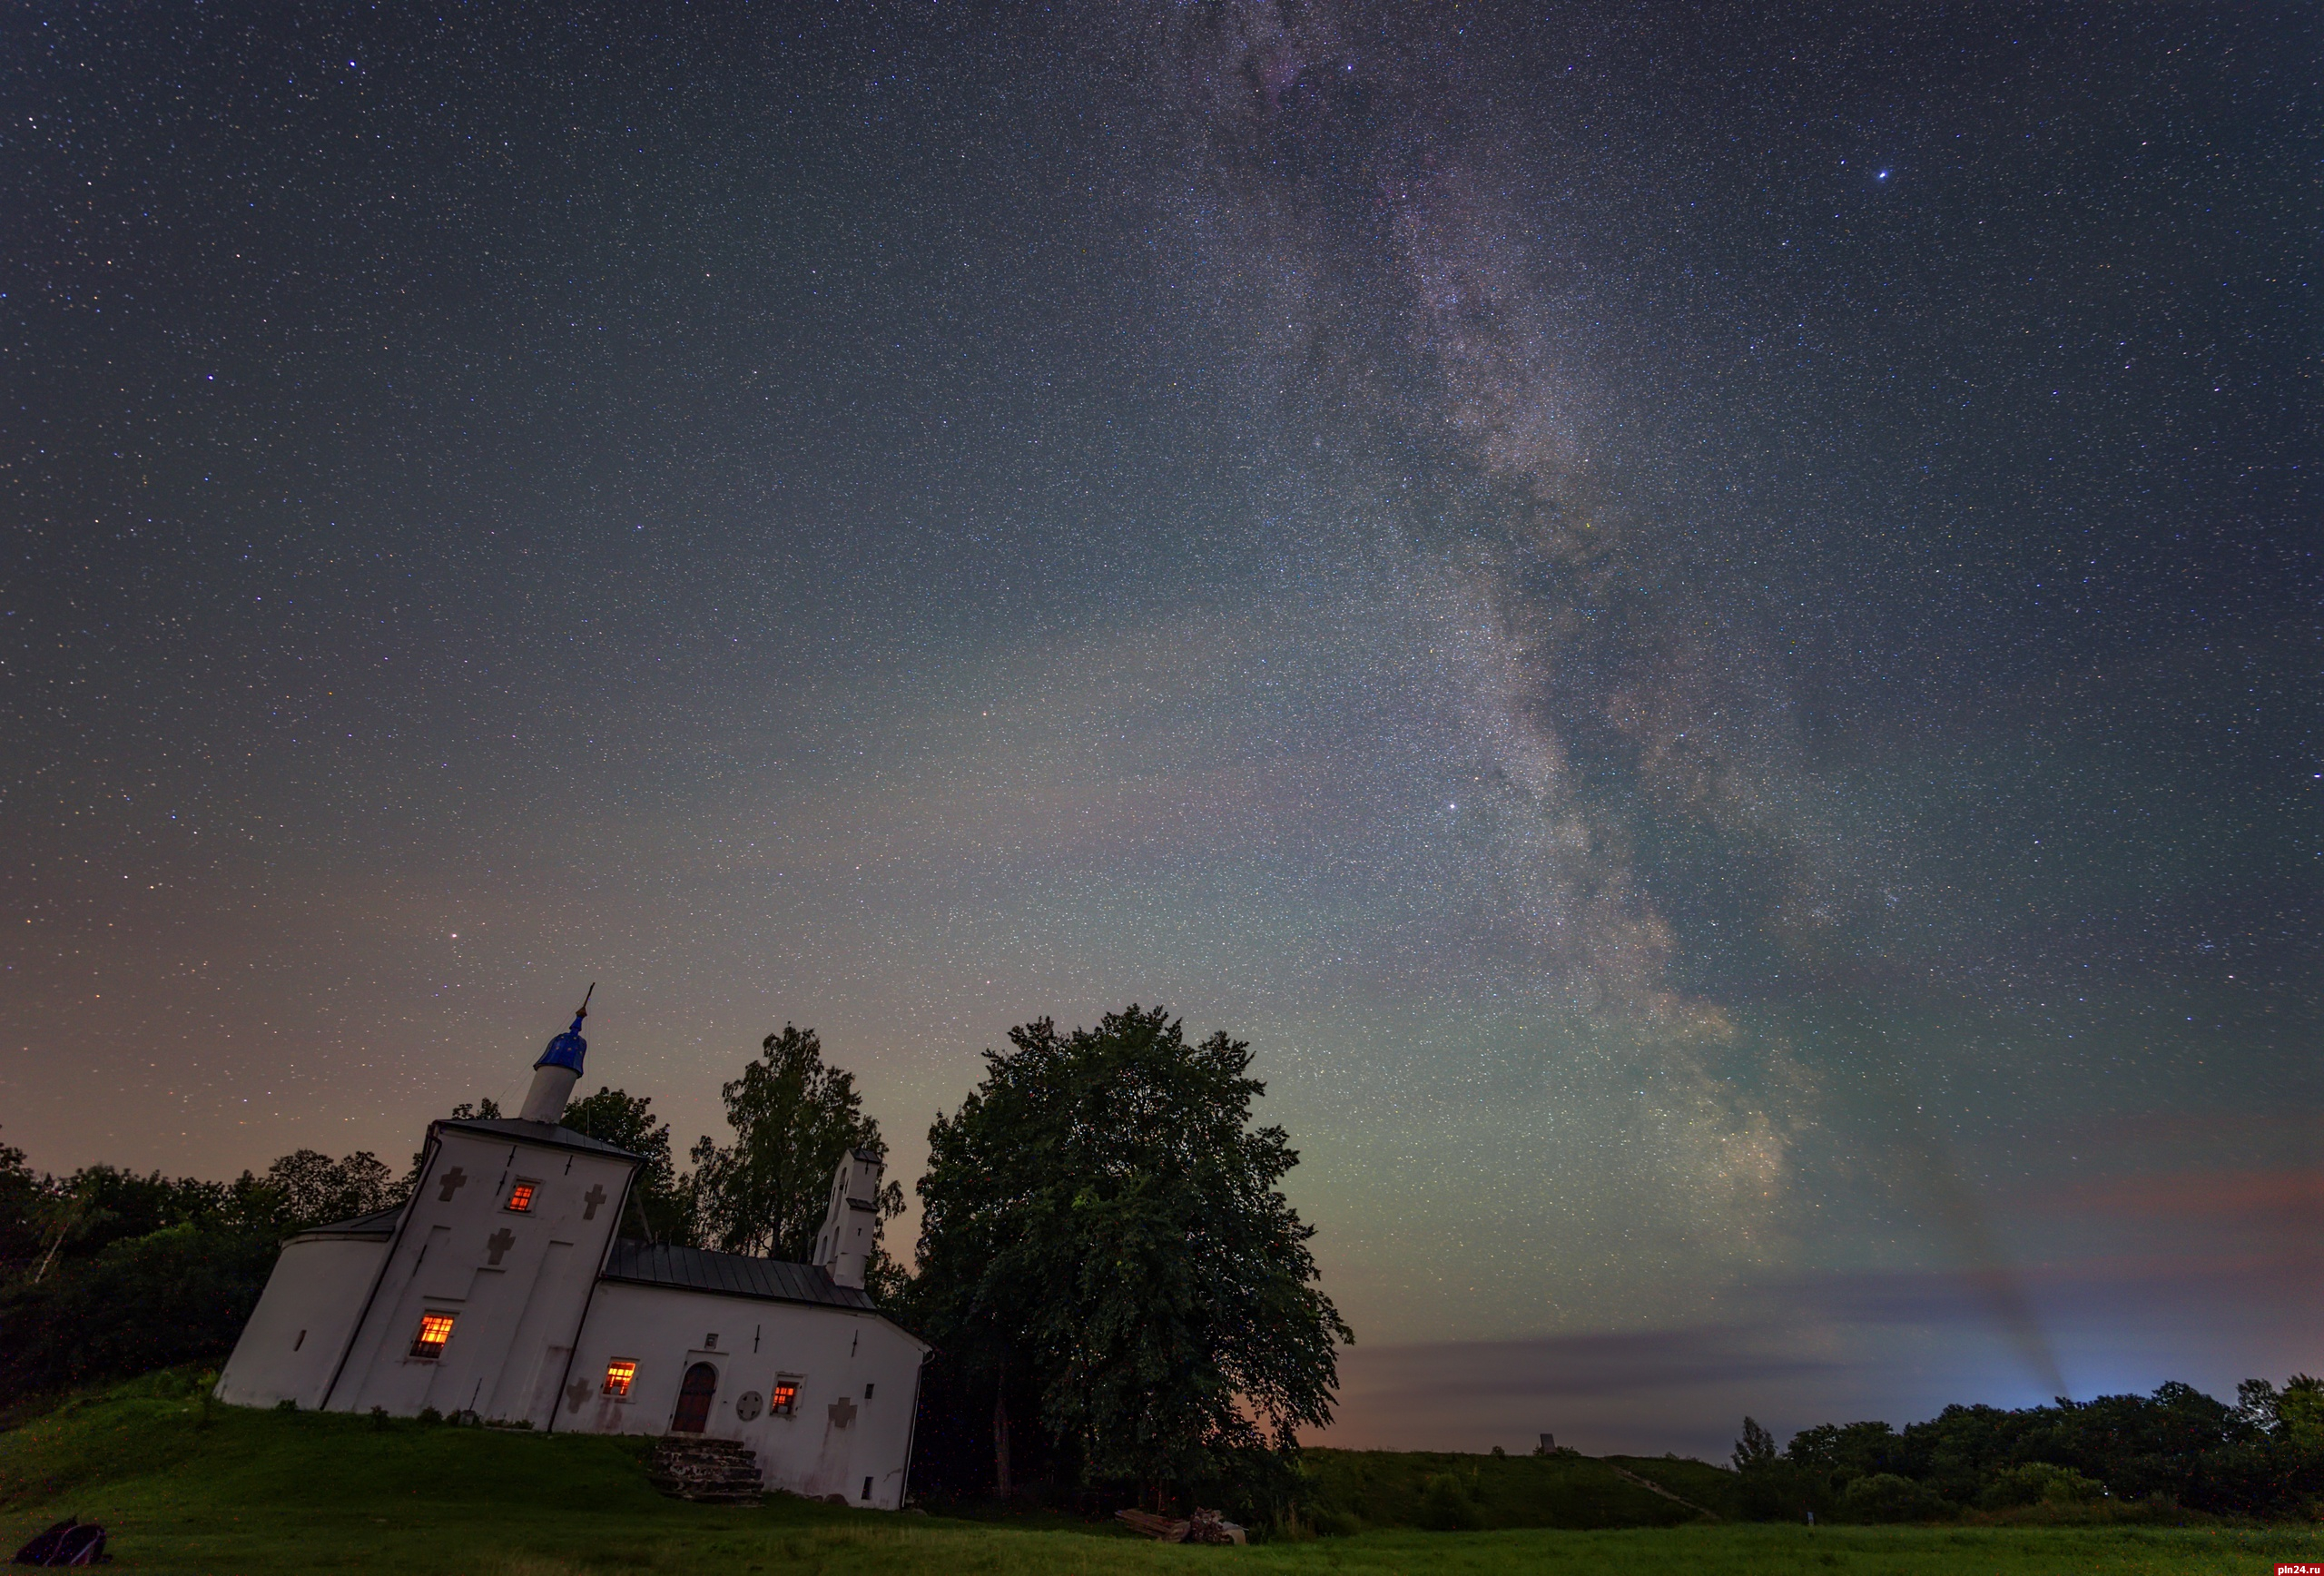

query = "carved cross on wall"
[565, 1379, 592, 1413]
[437, 1167, 468, 1203]
[485, 1227, 517, 1266]
[582, 1183, 607, 1220]
[827, 1396, 857, 1429]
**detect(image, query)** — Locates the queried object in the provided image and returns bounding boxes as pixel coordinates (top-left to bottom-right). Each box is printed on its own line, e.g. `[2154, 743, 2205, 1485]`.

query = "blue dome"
[535, 1013, 588, 1073]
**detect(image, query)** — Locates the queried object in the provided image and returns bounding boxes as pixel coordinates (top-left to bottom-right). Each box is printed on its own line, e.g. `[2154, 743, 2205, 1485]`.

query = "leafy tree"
[0, 1221, 280, 1392]
[1732, 1416, 1778, 1473]
[2236, 1377, 2283, 1433]
[0, 1145, 399, 1393]
[1731, 1414, 1818, 1520]
[1757, 1374, 2324, 1522]
[9, 1162, 297, 1281]
[2277, 1374, 2324, 1447]
[257, 1150, 399, 1234]
[690, 1025, 903, 1270]
[1787, 1419, 1905, 1484]
[0, 1131, 43, 1276]
[909, 1006, 1351, 1510]
[1977, 1461, 2102, 1510]
[560, 1087, 694, 1242]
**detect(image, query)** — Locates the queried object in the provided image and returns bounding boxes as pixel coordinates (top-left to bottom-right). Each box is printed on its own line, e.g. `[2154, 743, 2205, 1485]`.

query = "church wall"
[324, 1125, 635, 1423]
[214, 1234, 389, 1410]
[561, 1282, 927, 1509]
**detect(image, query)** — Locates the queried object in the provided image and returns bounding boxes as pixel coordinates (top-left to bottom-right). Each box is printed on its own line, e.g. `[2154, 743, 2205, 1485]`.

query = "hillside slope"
[1298, 1448, 1727, 1532]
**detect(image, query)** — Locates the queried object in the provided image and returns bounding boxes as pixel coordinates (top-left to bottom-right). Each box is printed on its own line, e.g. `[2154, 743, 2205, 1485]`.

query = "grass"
[1299, 1448, 1713, 1529]
[2, 1378, 2317, 1574]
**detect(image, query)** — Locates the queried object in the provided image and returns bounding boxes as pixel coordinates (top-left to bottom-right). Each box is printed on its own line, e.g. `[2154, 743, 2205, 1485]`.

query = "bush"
[1416, 1473, 1485, 1532]
[0, 1223, 280, 1393]
[1841, 1473, 1952, 1523]
[1979, 1462, 2104, 1509]
[1736, 1460, 1819, 1522]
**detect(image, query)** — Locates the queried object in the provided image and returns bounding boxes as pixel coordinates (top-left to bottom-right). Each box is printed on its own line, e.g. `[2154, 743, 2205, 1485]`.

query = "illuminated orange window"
[409, 1313, 456, 1360]
[768, 1381, 799, 1416]
[506, 1183, 536, 1212]
[602, 1359, 638, 1397]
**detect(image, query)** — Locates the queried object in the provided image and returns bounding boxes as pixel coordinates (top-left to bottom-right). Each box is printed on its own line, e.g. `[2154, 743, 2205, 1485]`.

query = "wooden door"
[671, 1362, 717, 1433]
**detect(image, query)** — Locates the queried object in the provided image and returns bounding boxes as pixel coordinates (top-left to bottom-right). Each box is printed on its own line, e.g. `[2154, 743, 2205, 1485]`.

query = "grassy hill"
[1297, 1448, 1727, 1532]
[2, 1374, 2313, 1574]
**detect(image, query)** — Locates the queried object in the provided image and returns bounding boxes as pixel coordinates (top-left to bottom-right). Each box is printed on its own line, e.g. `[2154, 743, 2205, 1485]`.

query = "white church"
[216, 1002, 930, 1508]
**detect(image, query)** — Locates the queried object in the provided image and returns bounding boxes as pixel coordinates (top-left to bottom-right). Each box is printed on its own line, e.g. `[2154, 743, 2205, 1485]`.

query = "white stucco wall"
[561, 1281, 927, 1508]
[323, 1124, 636, 1425]
[215, 1232, 390, 1410]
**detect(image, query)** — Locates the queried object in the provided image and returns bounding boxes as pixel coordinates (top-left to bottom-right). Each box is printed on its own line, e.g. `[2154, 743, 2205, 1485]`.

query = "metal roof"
[599, 1240, 879, 1314]
[434, 1115, 645, 1162]
[294, 1204, 405, 1240]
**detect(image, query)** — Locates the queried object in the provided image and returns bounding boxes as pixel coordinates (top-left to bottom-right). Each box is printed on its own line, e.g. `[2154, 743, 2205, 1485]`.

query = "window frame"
[409, 1312, 456, 1361]
[768, 1376, 802, 1417]
[505, 1180, 539, 1213]
[602, 1358, 638, 1398]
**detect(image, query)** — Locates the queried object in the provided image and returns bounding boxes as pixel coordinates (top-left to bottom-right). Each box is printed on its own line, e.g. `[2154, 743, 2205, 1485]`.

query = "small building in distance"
[215, 1001, 927, 1508]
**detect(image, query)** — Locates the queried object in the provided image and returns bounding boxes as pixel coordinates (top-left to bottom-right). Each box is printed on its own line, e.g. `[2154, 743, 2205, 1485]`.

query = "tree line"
[1730, 1375, 2324, 1522]
[0, 1005, 1350, 1521]
[29, 1003, 2307, 1527]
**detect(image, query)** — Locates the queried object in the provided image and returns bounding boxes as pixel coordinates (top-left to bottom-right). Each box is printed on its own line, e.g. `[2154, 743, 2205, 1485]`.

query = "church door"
[671, 1363, 718, 1433]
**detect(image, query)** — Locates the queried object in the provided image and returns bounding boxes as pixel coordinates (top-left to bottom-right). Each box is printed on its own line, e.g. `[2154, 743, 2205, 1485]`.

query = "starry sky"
[4, 2, 2316, 1457]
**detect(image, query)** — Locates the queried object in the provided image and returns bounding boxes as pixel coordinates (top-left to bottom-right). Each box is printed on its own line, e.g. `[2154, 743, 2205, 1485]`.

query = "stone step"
[647, 1436, 766, 1503]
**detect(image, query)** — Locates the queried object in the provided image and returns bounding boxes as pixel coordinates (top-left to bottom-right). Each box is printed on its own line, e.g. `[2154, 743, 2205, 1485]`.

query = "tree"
[560, 1087, 694, 1243]
[908, 1006, 1351, 1510]
[0, 1145, 399, 1394]
[1840, 1473, 1949, 1522]
[2275, 1374, 2324, 1448]
[1732, 1415, 1817, 1521]
[0, 1221, 280, 1393]
[258, 1150, 399, 1234]
[1732, 1416, 1779, 1473]
[0, 1131, 44, 1276]
[690, 1025, 902, 1269]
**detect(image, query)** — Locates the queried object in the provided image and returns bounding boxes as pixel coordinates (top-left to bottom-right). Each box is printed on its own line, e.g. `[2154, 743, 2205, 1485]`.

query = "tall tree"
[690, 1025, 902, 1269]
[909, 1006, 1351, 1508]
[0, 1131, 44, 1276]
[259, 1150, 399, 1233]
[560, 1087, 694, 1243]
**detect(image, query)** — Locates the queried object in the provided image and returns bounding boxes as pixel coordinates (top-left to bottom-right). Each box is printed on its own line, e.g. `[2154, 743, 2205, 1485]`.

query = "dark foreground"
[2, 1379, 2314, 1574]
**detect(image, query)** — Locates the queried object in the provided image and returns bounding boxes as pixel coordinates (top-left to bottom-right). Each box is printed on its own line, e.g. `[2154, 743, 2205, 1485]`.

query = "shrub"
[0, 1223, 279, 1393]
[1416, 1473, 1485, 1532]
[1979, 1462, 2103, 1509]
[1841, 1473, 1951, 1523]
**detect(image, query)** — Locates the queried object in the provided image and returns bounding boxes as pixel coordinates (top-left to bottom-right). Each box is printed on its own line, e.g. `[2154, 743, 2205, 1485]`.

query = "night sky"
[5, 3, 2316, 1457]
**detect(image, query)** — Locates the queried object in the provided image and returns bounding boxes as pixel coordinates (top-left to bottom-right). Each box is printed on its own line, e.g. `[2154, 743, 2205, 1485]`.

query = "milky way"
[4, 0, 2312, 1453]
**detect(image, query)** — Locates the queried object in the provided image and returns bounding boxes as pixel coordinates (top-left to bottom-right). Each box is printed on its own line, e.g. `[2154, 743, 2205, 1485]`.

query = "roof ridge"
[598, 1236, 879, 1314]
